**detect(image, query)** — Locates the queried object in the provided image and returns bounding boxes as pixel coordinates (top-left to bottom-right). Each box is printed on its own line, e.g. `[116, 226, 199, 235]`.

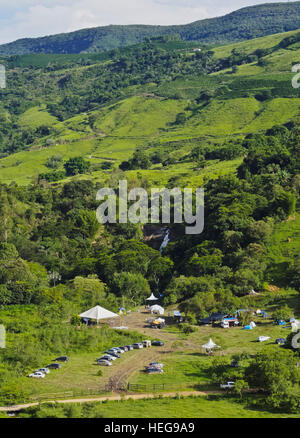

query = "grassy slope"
[1, 30, 300, 185]
[213, 29, 300, 59]
[1, 93, 299, 185]
[264, 213, 300, 286]
[18, 106, 58, 129]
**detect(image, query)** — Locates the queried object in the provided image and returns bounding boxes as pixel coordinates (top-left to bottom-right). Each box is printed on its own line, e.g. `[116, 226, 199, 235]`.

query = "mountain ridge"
[1, 1, 300, 56]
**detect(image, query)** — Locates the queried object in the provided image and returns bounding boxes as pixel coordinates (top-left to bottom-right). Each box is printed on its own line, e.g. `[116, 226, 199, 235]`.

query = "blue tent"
[243, 325, 252, 330]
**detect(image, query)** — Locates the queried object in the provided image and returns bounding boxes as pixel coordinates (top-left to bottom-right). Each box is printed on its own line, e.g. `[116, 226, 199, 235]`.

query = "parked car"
[97, 360, 112, 367]
[111, 347, 124, 354]
[125, 345, 134, 351]
[257, 336, 270, 342]
[29, 372, 45, 378]
[46, 363, 62, 369]
[133, 343, 143, 349]
[99, 355, 117, 361]
[35, 368, 50, 375]
[220, 382, 235, 390]
[146, 367, 164, 374]
[149, 362, 164, 369]
[120, 346, 129, 352]
[55, 356, 69, 362]
[151, 341, 164, 346]
[105, 350, 121, 358]
[118, 347, 126, 353]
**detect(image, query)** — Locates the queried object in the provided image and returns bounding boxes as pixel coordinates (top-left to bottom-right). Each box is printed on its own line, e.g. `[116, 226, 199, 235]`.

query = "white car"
[111, 347, 125, 354]
[220, 382, 235, 390]
[98, 355, 117, 361]
[149, 362, 164, 369]
[29, 372, 45, 378]
[98, 360, 112, 367]
[257, 336, 270, 342]
[35, 368, 50, 375]
[133, 343, 143, 349]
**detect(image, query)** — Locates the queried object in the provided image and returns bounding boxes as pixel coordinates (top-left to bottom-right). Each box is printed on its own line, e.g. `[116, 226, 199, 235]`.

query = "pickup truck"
[220, 382, 235, 390]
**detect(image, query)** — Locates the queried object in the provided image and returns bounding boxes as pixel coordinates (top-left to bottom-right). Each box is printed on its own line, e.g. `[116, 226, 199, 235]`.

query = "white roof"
[202, 338, 220, 350]
[150, 305, 164, 314]
[146, 293, 159, 301]
[79, 305, 118, 321]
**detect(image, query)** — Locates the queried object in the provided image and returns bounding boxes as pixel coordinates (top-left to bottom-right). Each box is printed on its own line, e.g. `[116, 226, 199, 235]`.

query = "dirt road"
[0, 390, 215, 413]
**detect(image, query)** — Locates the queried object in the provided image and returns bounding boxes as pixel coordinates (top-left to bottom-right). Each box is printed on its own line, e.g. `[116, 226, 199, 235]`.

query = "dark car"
[151, 341, 164, 347]
[46, 363, 62, 369]
[55, 356, 69, 362]
[125, 345, 134, 351]
[120, 346, 129, 352]
[105, 350, 121, 358]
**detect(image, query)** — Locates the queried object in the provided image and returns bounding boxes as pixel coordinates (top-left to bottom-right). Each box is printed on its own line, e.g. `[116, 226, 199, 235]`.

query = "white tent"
[250, 321, 256, 328]
[150, 305, 165, 315]
[146, 293, 159, 301]
[79, 305, 118, 322]
[202, 338, 220, 351]
[291, 320, 300, 332]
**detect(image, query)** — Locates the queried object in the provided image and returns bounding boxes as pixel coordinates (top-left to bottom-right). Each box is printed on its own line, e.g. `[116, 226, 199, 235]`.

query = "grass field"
[14, 394, 300, 418]
[0, 287, 296, 404]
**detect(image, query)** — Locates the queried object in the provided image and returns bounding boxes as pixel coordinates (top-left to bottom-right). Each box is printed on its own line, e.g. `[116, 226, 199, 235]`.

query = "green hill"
[0, 28, 300, 185]
[0, 2, 300, 56]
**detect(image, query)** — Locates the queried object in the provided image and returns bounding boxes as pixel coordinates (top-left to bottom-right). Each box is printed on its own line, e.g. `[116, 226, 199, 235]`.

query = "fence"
[28, 382, 216, 402]
[127, 382, 214, 393]
[29, 388, 108, 402]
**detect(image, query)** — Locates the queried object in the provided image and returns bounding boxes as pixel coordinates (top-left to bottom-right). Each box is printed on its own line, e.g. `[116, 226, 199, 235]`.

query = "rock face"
[143, 225, 170, 251]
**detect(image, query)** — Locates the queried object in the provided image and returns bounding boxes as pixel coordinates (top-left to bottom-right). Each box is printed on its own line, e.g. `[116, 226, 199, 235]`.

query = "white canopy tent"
[79, 305, 118, 323]
[202, 338, 220, 352]
[150, 305, 165, 315]
[291, 320, 300, 332]
[146, 293, 159, 301]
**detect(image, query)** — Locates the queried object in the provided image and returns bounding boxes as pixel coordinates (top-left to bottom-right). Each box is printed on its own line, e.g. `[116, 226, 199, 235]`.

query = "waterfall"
[159, 229, 170, 254]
